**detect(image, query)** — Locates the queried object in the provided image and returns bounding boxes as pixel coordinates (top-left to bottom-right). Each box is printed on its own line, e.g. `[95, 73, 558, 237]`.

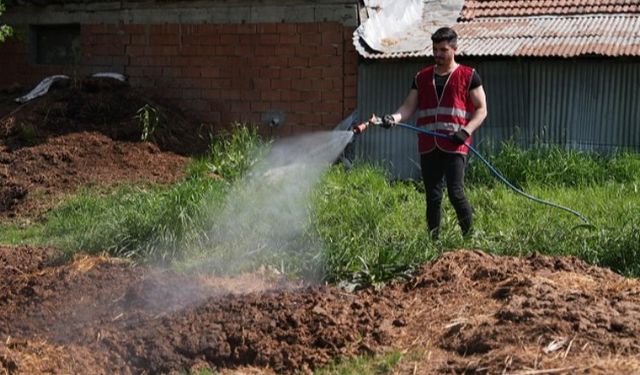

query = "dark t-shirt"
[412, 69, 482, 100]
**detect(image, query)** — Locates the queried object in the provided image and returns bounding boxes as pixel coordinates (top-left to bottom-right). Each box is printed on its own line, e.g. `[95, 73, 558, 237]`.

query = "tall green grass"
[1, 125, 639, 283]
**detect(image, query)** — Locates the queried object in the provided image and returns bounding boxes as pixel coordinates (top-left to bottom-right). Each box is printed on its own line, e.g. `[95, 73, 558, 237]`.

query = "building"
[1, 0, 639, 178]
[0, 0, 359, 138]
[354, 0, 640, 178]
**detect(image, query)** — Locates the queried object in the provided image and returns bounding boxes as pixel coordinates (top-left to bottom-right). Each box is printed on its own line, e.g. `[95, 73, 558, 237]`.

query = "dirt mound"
[2, 246, 639, 374]
[0, 77, 210, 218]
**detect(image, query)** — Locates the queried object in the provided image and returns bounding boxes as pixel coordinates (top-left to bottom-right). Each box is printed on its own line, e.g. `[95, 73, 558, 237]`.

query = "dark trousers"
[420, 148, 473, 238]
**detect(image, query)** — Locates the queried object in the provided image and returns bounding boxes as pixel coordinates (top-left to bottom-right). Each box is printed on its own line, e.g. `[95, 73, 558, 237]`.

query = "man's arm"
[464, 85, 487, 135]
[389, 89, 419, 123]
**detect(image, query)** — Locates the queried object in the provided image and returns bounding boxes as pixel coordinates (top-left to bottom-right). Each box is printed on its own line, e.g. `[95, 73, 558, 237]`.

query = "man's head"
[431, 27, 458, 67]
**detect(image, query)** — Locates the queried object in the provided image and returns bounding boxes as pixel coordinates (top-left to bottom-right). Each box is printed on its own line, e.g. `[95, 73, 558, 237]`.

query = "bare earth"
[1, 78, 639, 374]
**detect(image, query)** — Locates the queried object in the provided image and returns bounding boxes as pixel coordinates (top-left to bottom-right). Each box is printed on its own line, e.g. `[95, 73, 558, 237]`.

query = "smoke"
[185, 130, 354, 280]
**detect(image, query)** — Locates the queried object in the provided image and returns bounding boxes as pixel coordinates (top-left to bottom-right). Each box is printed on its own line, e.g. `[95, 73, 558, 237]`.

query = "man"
[379, 26, 487, 239]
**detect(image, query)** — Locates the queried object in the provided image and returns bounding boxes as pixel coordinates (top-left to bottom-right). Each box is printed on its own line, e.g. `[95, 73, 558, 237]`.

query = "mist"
[183, 130, 354, 281]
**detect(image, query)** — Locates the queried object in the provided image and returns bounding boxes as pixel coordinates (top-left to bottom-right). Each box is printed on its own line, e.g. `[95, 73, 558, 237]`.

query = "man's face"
[432, 41, 456, 65]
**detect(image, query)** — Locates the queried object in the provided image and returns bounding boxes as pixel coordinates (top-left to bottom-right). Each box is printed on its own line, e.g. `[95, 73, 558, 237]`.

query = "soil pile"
[0, 78, 209, 218]
[1, 246, 639, 374]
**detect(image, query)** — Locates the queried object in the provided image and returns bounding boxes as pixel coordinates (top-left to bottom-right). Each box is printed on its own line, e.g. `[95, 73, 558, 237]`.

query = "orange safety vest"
[415, 64, 476, 155]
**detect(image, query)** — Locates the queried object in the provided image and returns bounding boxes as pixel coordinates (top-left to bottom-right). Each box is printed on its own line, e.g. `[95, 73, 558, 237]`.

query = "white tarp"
[14, 72, 127, 104]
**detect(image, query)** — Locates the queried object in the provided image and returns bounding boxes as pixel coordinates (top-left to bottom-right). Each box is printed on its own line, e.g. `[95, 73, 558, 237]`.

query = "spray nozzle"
[352, 116, 382, 135]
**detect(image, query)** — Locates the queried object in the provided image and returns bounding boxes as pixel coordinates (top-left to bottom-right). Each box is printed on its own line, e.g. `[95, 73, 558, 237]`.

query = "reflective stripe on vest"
[417, 122, 463, 133]
[417, 107, 472, 120]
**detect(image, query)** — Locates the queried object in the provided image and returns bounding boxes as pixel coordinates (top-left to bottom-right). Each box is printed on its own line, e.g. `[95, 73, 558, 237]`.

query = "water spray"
[353, 117, 592, 225]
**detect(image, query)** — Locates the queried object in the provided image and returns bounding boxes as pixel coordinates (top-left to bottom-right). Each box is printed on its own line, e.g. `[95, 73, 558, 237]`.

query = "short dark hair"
[431, 27, 458, 48]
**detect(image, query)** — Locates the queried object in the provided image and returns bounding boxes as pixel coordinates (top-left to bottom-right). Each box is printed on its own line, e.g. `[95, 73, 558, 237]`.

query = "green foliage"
[205, 122, 266, 180]
[40, 178, 228, 263]
[466, 142, 640, 188]
[315, 351, 403, 375]
[0, 1, 13, 43]
[135, 104, 160, 142]
[311, 166, 436, 287]
[2, 133, 640, 284]
[13, 123, 266, 264]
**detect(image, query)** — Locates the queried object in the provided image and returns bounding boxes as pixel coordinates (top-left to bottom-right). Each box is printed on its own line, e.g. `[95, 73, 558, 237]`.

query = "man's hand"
[452, 128, 470, 144]
[381, 114, 396, 129]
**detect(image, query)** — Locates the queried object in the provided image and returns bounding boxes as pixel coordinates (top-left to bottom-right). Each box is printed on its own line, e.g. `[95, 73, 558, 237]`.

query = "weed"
[15, 122, 38, 146]
[136, 104, 160, 142]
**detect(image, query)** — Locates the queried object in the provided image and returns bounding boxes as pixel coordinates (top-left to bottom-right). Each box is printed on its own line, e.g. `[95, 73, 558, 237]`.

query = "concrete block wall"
[0, 2, 359, 137]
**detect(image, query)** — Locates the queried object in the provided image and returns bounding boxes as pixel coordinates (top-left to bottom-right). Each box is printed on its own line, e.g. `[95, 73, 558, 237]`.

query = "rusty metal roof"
[456, 15, 640, 57]
[355, 0, 640, 58]
[461, 0, 640, 20]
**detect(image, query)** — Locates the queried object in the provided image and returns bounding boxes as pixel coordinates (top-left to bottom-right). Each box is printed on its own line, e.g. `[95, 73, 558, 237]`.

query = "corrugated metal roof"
[355, 0, 640, 58]
[459, 15, 640, 57]
[461, 0, 639, 20]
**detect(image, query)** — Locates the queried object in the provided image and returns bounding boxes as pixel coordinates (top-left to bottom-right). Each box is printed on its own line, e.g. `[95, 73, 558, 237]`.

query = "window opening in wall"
[30, 24, 81, 65]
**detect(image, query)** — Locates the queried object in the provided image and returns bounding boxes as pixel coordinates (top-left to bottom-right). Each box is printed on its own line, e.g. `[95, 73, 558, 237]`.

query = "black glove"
[452, 128, 470, 144]
[381, 114, 396, 129]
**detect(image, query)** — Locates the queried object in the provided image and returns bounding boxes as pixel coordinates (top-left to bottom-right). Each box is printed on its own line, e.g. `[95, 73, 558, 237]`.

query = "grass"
[181, 350, 404, 375]
[1, 124, 639, 283]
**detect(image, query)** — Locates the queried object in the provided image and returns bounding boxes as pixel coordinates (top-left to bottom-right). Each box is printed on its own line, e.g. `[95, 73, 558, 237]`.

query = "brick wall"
[0, 22, 358, 136]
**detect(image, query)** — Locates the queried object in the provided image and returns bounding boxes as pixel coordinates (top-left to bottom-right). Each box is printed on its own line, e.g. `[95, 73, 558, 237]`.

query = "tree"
[0, 0, 13, 42]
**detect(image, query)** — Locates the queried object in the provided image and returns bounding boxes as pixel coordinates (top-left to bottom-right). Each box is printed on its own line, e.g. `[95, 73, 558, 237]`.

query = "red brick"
[274, 45, 296, 57]
[261, 90, 281, 101]
[236, 24, 258, 34]
[215, 45, 235, 56]
[291, 102, 312, 113]
[220, 34, 240, 45]
[171, 56, 191, 66]
[260, 56, 289, 68]
[260, 67, 281, 79]
[252, 78, 271, 90]
[161, 67, 181, 78]
[130, 34, 147, 45]
[280, 90, 302, 101]
[288, 57, 308, 68]
[146, 56, 172, 66]
[295, 45, 317, 57]
[201, 67, 221, 78]
[182, 66, 201, 78]
[178, 45, 200, 56]
[259, 34, 279, 45]
[316, 101, 343, 113]
[301, 32, 322, 46]
[149, 33, 180, 46]
[232, 44, 251, 58]
[257, 24, 278, 34]
[250, 101, 270, 112]
[219, 89, 244, 100]
[145, 45, 178, 56]
[300, 67, 323, 79]
[211, 78, 232, 89]
[126, 45, 145, 57]
[297, 24, 318, 33]
[271, 80, 291, 90]
[300, 90, 321, 102]
[279, 34, 300, 45]
[311, 78, 334, 90]
[230, 101, 251, 113]
[238, 34, 257, 45]
[321, 29, 343, 45]
[311, 56, 339, 67]
[321, 89, 343, 102]
[277, 24, 297, 34]
[180, 88, 203, 99]
[281, 68, 302, 80]
[231, 77, 252, 90]
[254, 46, 275, 57]
[322, 65, 343, 78]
